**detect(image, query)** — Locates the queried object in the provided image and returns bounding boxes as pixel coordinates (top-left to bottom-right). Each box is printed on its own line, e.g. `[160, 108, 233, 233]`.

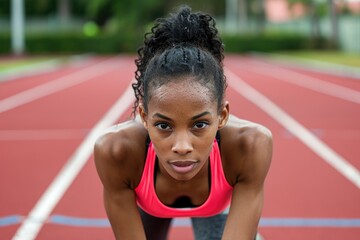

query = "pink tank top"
[135, 139, 233, 218]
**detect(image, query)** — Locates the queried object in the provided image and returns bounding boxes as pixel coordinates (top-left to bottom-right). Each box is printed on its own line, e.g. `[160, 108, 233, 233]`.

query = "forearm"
[222, 207, 261, 240]
[221, 186, 263, 240]
[104, 190, 146, 240]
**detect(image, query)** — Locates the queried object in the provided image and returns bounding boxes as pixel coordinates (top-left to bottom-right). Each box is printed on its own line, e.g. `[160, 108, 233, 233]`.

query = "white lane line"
[0, 57, 125, 114]
[0, 54, 92, 83]
[225, 68, 360, 189]
[0, 129, 90, 140]
[250, 52, 360, 80]
[12, 83, 134, 240]
[243, 59, 360, 104]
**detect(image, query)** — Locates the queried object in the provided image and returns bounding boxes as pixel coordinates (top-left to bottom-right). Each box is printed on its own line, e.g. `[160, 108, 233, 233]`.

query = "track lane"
[36, 110, 132, 240]
[0, 56, 135, 239]
[1, 55, 359, 240]
[225, 56, 360, 170]
[0, 57, 133, 114]
[234, 57, 360, 104]
[225, 56, 360, 239]
[248, 55, 360, 87]
[0, 57, 102, 99]
[38, 56, 360, 239]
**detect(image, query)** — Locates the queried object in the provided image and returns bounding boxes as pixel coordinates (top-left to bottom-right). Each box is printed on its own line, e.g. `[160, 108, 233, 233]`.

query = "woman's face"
[139, 77, 229, 181]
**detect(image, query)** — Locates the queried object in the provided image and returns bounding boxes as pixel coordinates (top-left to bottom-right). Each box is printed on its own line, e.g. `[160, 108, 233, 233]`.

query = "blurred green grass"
[273, 51, 360, 67]
[0, 56, 76, 74]
[0, 51, 358, 73]
[0, 57, 52, 70]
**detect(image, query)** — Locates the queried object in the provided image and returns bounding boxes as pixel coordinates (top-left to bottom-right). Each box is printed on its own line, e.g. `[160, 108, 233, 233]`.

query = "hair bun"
[144, 5, 223, 63]
[172, 6, 199, 43]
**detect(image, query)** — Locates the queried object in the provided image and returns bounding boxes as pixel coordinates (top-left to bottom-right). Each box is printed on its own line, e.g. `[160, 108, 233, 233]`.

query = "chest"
[154, 171, 211, 207]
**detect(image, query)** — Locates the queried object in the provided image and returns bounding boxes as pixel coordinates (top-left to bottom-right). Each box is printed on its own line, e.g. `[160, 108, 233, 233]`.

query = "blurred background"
[0, 0, 359, 56]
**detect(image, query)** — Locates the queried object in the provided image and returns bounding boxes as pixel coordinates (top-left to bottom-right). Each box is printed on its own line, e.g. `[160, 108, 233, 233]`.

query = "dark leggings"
[139, 208, 227, 240]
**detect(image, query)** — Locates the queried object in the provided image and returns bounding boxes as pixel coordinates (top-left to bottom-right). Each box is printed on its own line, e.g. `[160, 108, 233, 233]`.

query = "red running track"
[0, 55, 359, 240]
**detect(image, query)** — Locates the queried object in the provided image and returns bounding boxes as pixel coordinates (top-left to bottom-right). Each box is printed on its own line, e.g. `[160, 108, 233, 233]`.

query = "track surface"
[0, 55, 359, 240]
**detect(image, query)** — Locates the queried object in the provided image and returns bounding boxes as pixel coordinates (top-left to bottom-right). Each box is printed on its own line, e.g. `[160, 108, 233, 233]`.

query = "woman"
[94, 6, 272, 240]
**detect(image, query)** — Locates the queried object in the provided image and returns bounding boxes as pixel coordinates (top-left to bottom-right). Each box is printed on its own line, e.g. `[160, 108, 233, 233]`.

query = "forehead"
[148, 79, 217, 115]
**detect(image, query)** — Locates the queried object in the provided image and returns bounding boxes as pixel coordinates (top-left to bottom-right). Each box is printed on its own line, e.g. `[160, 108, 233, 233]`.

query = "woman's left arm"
[222, 126, 273, 240]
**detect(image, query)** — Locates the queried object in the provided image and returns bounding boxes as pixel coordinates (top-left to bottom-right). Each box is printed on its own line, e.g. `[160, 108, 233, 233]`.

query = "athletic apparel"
[135, 139, 233, 218]
[139, 208, 172, 240]
[191, 214, 227, 240]
[138, 207, 227, 240]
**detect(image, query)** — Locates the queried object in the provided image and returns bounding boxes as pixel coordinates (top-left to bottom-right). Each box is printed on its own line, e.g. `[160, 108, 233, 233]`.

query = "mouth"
[168, 160, 198, 174]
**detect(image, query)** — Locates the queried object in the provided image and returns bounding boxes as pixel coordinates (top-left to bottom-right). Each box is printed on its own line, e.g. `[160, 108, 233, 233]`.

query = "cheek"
[152, 142, 170, 161]
[148, 127, 164, 143]
[148, 131, 169, 154]
[192, 133, 216, 154]
[200, 139, 215, 154]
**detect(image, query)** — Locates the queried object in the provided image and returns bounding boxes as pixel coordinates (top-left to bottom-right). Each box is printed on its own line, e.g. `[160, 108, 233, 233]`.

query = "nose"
[171, 132, 193, 155]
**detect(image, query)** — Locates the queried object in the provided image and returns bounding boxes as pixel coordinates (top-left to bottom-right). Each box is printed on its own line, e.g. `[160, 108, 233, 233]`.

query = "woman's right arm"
[94, 128, 146, 240]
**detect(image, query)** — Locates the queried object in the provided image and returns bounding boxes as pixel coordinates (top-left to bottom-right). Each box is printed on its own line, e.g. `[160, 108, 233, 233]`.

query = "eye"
[193, 121, 209, 129]
[155, 123, 172, 131]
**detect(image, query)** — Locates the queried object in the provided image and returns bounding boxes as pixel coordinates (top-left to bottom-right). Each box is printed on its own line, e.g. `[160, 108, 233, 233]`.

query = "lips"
[169, 160, 197, 174]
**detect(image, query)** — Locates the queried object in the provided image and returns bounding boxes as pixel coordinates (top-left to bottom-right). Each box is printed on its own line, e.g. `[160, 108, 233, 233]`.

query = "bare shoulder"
[220, 114, 273, 185]
[221, 114, 272, 148]
[94, 119, 148, 190]
[225, 115, 272, 144]
[95, 120, 147, 158]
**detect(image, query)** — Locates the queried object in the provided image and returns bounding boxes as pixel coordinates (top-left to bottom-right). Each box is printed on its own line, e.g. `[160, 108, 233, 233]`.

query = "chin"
[170, 171, 197, 182]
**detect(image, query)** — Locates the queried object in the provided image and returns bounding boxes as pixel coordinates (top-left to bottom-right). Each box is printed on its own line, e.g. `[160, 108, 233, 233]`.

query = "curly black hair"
[132, 5, 226, 116]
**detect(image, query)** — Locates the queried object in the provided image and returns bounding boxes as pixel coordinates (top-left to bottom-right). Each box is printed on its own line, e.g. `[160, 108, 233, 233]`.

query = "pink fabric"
[135, 139, 233, 218]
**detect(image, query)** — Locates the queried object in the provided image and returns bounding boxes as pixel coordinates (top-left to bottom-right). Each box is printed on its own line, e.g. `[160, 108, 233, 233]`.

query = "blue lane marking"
[259, 218, 360, 227]
[1, 215, 360, 228]
[173, 218, 360, 228]
[0, 215, 23, 227]
[50, 215, 110, 227]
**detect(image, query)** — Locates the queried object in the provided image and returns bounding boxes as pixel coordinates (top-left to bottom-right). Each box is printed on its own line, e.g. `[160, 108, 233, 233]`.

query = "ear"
[138, 103, 149, 130]
[218, 101, 229, 130]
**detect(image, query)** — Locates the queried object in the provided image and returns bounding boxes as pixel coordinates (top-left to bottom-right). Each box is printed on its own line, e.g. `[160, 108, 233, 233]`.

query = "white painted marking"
[0, 129, 90, 140]
[245, 59, 360, 104]
[0, 54, 92, 82]
[251, 53, 360, 80]
[225, 68, 360, 189]
[12, 83, 134, 240]
[0, 57, 124, 114]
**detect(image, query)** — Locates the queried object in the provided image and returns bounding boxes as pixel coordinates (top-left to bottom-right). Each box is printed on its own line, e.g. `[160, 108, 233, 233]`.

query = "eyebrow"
[191, 111, 211, 120]
[152, 113, 172, 121]
[152, 111, 210, 121]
